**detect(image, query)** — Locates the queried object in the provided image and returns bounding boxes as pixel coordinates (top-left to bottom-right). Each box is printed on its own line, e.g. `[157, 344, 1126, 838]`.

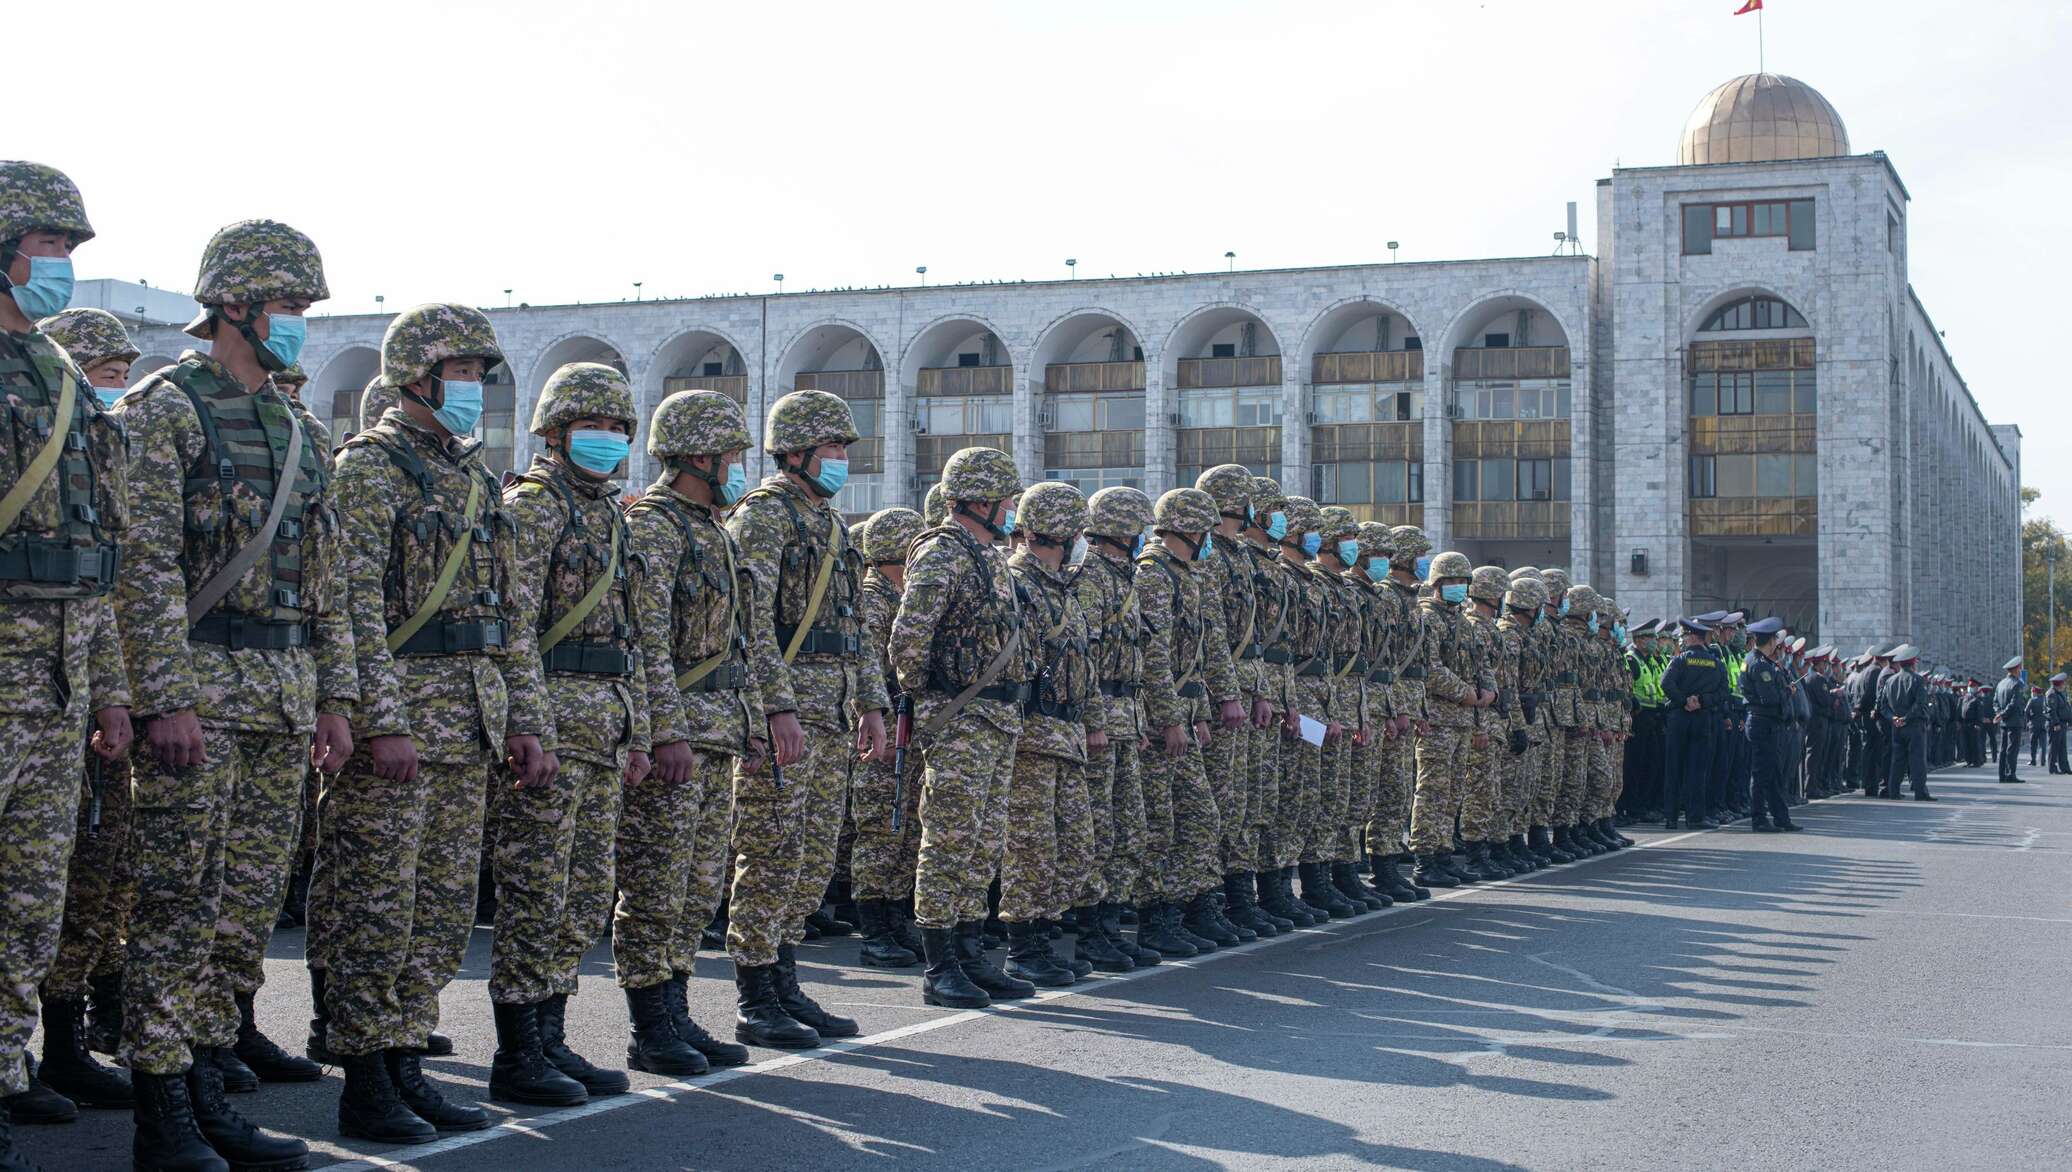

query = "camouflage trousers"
[318, 753, 489, 1057]
[1459, 725, 1503, 843]
[298, 765, 320, 859]
[122, 729, 302, 1074]
[490, 752, 623, 1004]
[1524, 727, 1555, 828]
[1202, 723, 1247, 875]
[1300, 727, 1350, 865]
[1269, 733, 1317, 872]
[1131, 737, 1179, 904]
[1365, 730, 1415, 860]
[1554, 730, 1591, 826]
[1072, 739, 1115, 909]
[1100, 734, 1143, 906]
[45, 754, 134, 1001]
[999, 753, 1061, 923]
[1155, 740, 1217, 900]
[1050, 758, 1094, 918]
[850, 753, 922, 902]
[670, 769, 733, 973]
[1409, 719, 1471, 857]
[0, 707, 89, 1095]
[910, 713, 1016, 930]
[1585, 735, 1620, 821]
[1232, 721, 1278, 874]
[729, 722, 851, 967]
[1337, 734, 1380, 861]
[787, 724, 856, 936]
[1498, 725, 1532, 838]
[616, 748, 726, 990]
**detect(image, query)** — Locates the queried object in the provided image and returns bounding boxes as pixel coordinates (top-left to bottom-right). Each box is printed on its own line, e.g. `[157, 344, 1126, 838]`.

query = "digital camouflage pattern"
[1135, 537, 1228, 899]
[922, 482, 947, 528]
[1085, 485, 1151, 539]
[532, 361, 637, 435]
[357, 376, 397, 431]
[858, 507, 924, 565]
[38, 307, 138, 369]
[763, 389, 858, 454]
[44, 755, 135, 1002]
[1002, 546, 1095, 923]
[1269, 495, 1329, 870]
[1073, 525, 1144, 905]
[649, 388, 752, 458]
[1198, 475, 1258, 880]
[1194, 463, 1253, 518]
[1470, 565, 1509, 604]
[939, 445, 1019, 502]
[0, 160, 94, 243]
[379, 302, 503, 389]
[850, 562, 920, 904]
[1016, 480, 1085, 540]
[185, 219, 328, 341]
[1409, 560, 1491, 856]
[1153, 487, 1216, 535]
[1426, 550, 1472, 583]
[1389, 525, 1432, 564]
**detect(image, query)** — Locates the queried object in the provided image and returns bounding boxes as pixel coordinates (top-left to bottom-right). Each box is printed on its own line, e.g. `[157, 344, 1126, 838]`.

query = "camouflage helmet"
[1504, 574, 1548, 612]
[1425, 550, 1472, 583]
[1539, 567, 1572, 597]
[185, 219, 329, 337]
[1019, 481, 1087, 541]
[1283, 494, 1323, 535]
[764, 389, 859, 454]
[1355, 520, 1393, 557]
[1250, 476, 1288, 521]
[1469, 565, 1509, 603]
[274, 362, 309, 392]
[1566, 583, 1601, 617]
[380, 303, 504, 388]
[1318, 505, 1358, 544]
[358, 376, 398, 430]
[1085, 485, 1152, 539]
[922, 482, 948, 528]
[0, 161, 93, 246]
[1507, 565, 1541, 583]
[649, 388, 751, 459]
[1153, 487, 1217, 534]
[1390, 525, 1432, 561]
[37, 307, 137, 369]
[858, 507, 925, 565]
[1194, 464, 1253, 519]
[940, 446, 1020, 502]
[532, 362, 636, 437]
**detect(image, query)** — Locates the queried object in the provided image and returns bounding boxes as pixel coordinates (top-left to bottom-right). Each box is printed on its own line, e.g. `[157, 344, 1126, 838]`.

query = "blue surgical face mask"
[261, 312, 306, 370]
[1613, 622, 1627, 641]
[1440, 583, 1469, 605]
[93, 387, 122, 409]
[1300, 532, 1322, 558]
[1588, 613, 1602, 634]
[810, 455, 849, 497]
[1131, 534, 1145, 558]
[1265, 511, 1288, 542]
[1535, 610, 1548, 627]
[1365, 557, 1388, 583]
[567, 428, 630, 476]
[12, 255, 74, 318]
[717, 460, 747, 505]
[1000, 507, 1017, 536]
[1197, 532, 1214, 561]
[432, 378, 484, 436]
[1559, 595, 1571, 616]
[1336, 539, 1360, 567]
[1414, 555, 1431, 580]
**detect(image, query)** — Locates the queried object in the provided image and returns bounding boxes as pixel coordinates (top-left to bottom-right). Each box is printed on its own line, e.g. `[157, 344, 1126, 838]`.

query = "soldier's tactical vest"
[1137, 551, 1207, 691]
[628, 489, 749, 693]
[1282, 560, 1328, 675]
[1018, 564, 1093, 722]
[745, 483, 866, 660]
[1207, 541, 1256, 657]
[510, 469, 635, 677]
[1088, 553, 1143, 689]
[865, 574, 901, 699]
[913, 523, 1021, 694]
[344, 425, 512, 656]
[0, 332, 123, 599]
[164, 358, 327, 645]
[1246, 544, 1294, 665]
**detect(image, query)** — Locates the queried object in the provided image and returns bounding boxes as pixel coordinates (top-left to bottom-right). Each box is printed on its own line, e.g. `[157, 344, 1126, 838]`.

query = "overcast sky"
[22, 0, 2068, 513]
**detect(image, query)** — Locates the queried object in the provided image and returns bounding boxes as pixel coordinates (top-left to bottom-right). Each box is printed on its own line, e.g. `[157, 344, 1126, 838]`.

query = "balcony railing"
[1311, 421, 1422, 463]
[1450, 500, 1573, 540]
[1689, 338, 1815, 373]
[1044, 360, 1144, 393]
[1451, 419, 1571, 459]
[917, 433, 1012, 474]
[1451, 345, 1570, 381]
[1045, 430, 1145, 470]
[917, 365, 1012, 397]
[1312, 350, 1424, 385]
[1177, 355, 1282, 389]
[1686, 413, 1816, 455]
[1175, 425, 1282, 468]
[793, 369, 884, 399]
[663, 374, 747, 402]
[1689, 496, 1817, 538]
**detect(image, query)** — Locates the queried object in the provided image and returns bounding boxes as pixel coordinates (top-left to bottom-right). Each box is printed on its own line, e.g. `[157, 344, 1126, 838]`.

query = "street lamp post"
[1066, 258, 1076, 279]
[633, 281, 643, 301]
[1224, 250, 1235, 272]
[2049, 546, 2059, 671]
[916, 265, 928, 287]
[773, 273, 784, 294]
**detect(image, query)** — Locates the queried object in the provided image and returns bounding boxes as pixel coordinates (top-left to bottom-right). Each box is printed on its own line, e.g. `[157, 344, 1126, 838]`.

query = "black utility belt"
[1343, 656, 1367, 674]
[928, 675, 1030, 705]
[1295, 659, 1330, 677]
[1553, 672, 1578, 684]
[1177, 681, 1207, 698]
[0, 539, 118, 592]
[1025, 698, 1083, 722]
[1400, 667, 1428, 680]
[544, 641, 632, 677]
[1261, 648, 1296, 666]
[687, 661, 751, 694]
[394, 619, 507, 657]
[776, 623, 860, 657]
[1099, 679, 1140, 698]
[1367, 669, 1395, 685]
[190, 613, 310, 651]
[1583, 690, 1603, 702]
[1239, 644, 1264, 661]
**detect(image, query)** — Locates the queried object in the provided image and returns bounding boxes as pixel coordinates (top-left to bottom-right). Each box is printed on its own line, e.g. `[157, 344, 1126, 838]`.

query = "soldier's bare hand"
[1413, 719, 1430, 737]
[742, 737, 768, 777]
[1086, 728, 1109, 752]
[91, 706, 131, 761]
[369, 734, 418, 783]
[856, 709, 889, 763]
[624, 750, 652, 786]
[1218, 699, 1245, 731]
[1162, 724, 1188, 757]
[653, 740, 695, 785]
[1352, 727, 1368, 747]
[1471, 731, 1489, 749]
[768, 712, 805, 768]
[1139, 733, 1153, 753]
[1282, 709, 1300, 739]
[1250, 697, 1273, 729]
[148, 708, 207, 770]
[505, 735, 550, 788]
[1193, 720, 1212, 747]
[310, 713, 352, 773]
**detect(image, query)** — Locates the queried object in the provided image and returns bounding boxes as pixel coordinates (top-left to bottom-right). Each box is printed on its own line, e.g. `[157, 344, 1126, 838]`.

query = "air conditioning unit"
[912, 416, 927, 434]
[1168, 412, 1183, 427]
[1038, 403, 1056, 430]
[1445, 403, 1462, 419]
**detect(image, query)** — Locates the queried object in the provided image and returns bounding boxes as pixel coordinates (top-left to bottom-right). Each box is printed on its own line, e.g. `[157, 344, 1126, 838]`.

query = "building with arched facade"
[110, 73, 2022, 670]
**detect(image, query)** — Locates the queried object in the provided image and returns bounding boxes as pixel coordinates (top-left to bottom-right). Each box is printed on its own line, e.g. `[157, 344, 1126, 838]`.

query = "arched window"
[1700, 296, 1807, 333]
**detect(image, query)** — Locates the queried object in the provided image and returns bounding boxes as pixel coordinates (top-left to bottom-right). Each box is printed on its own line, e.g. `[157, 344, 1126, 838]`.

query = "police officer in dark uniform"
[2048, 674, 2071, 774]
[1739, 619, 1803, 832]
[1993, 657, 2025, 783]
[1659, 618, 1726, 830]
[1879, 646, 1935, 801]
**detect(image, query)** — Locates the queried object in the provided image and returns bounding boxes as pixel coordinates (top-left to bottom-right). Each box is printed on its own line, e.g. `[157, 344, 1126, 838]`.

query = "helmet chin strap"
[225, 306, 287, 373]
[1166, 530, 1205, 560]
[956, 499, 1009, 541]
[786, 451, 835, 499]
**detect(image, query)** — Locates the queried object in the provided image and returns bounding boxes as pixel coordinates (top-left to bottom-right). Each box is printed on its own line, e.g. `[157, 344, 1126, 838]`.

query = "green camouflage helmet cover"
[1249, 476, 1288, 522]
[1504, 575, 1548, 612]
[1566, 583, 1601, 617]
[1194, 464, 1253, 518]
[532, 361, 636, 436]
[1426, 550, 1472, 583]
[1019, 480, 1087, 541]
[1356, 520, 1393, 557]
[1389, 525, 1432, 561]
[1509, 565, 1539, 579]
[922, 482, 948, 528]
[358, 376, 398, 430]
[764, 388, 859, 454]
[1283, 494, 1323, 535]
[380, 302, 504, 389]
[1469, 564, 1509, 603]
[859, 507, 925, 564]
[649, 388, 752, 459]
[0, 161, 93, 245]
[1539, 567, 1572, 597]
[274, 362, 308, 390]
[1154, 487, 1217, 534]
[1085, 485, 1152, 539]
[940, 445, 1020, 501]
[37, 307, 137, 369]
[185, 220, 329, 338]
[1318, 505, 1358, 544]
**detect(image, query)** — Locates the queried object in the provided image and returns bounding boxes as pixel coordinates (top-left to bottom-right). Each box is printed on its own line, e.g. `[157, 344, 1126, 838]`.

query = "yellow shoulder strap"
[780, 507, 841, 664]
[677, 529, 740, 690]
[0, 365, 74, 534]
[386, 477, 483, 653]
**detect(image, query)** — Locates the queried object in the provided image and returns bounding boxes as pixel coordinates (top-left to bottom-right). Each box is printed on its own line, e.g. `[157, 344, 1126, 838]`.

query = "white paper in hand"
[1297, 715, 1326, 747]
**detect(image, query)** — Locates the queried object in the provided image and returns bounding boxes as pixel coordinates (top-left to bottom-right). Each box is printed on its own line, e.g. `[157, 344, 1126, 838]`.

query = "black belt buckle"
[1368, 669, 1394, 685]
[1400, 667, 1427, 680]
[1177, 681, 1206, 698]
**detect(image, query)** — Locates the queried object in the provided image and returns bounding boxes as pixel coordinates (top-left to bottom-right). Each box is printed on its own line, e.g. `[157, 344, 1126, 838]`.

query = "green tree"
[2022, 486, 2071, 676]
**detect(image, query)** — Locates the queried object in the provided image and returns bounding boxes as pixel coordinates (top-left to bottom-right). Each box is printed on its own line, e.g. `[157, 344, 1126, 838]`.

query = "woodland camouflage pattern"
[762, 389, 858, 454]
[650, 388, 752, 458]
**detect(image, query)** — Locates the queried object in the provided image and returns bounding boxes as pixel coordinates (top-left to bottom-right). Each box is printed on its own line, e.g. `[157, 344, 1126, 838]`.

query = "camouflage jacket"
[1544, 620, 1582, 730]
[1135, 546, 1212, 732]
[1072, 546, 1142, 740]
[1200, 531, 1258, 699]
[1344, 572, 1393, 728]
[626, 482, 763, 757]
[1384, 578, 1430, 724]
[1495, 613, 1534, 731]
[891, 523, 1022, 738]
[505, 455, 650, 766]
[1008, 550, 1093, 764]
[1556, 620, 1596, 729]
[1280, 550, 1334, 724]
[116, 352, 354, 732]
[0, 327, 129, 718]
[1416, 596, 1483, 729]
[1315, 566, 1365, 724]
[332, 409, 551, 761]
[1246, 539, 1297, 717]
[728, 475, 887, 732]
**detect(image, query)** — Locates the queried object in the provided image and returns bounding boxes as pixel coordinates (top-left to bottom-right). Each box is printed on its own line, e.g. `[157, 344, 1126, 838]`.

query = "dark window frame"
[1682, 198, 1816, 254]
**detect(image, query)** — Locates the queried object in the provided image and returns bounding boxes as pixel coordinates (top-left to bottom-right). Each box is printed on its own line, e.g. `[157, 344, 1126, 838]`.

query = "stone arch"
[772, 318, 889, 390]
[1677, 282, 1813, 346]
[1297, 295, 1425, 371]
[521, 331, 632, 466]
[896, 312, 1016, 390]
[307, 344, 381, 441]
[1437, 290, 1577, 358]
[1027, 307, 1149, 372]
[1158, 302, 1284, 384]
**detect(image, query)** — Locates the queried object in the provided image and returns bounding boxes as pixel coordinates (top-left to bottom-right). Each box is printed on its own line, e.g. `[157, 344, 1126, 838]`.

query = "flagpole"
[1759, 5, 1766, 73]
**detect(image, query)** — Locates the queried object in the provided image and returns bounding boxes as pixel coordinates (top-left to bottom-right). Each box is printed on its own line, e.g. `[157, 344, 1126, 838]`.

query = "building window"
[1210, 343, 1236, 358]
[1456, 381, 1570, 420]
[1690, 453, 1817, 499]
[1404, 336, 1422, 351]
[1044, 467, 1143, 496]
[1317, 460, 1421, 506]
[1179, 387, 1281, 429]
[481, 385, 516, 477]
[1699, 296, 1808, 333]
[1689, 368, 1815, 416]
[1682, 198, 1816, 253]
[920, 395, 1011, 435]
[1046, 392, 1143, 433]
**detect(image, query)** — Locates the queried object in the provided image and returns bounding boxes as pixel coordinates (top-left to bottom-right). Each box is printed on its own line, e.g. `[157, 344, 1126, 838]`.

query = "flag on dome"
[1734, 0, 1762, 13]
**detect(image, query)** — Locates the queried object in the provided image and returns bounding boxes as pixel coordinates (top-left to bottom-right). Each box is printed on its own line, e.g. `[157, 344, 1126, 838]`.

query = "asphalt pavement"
[26, 759, 2072, 1171]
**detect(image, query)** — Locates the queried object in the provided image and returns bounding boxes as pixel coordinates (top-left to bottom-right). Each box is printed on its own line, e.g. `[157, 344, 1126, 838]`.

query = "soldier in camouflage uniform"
[1537, 569, 1592, 862]
[116, 218, 357, 1170]
[494, 363, 654, 1100]
[1339, 522, 1407, 905]
[1071, 487, 1159, 968]
[619, 388, 760, 1076]
[0, 164, 134, 1161]
[1498, 573, 1554, 869]
[323, 302, 555, 1142]
[893, 447, 1028, 1007]
[273, 364, 307, 403]
[1456, 567, 1518, 881]
[1577, 589, 1633, 850]
[1260, 496, 1329, 927]
[31, 307, 141, 1112]
[1352, 523, 1420, 903]
[1225, 478, 1295, 934]
[1301, 507, 1365, 918]
[1001, 481, 1097, 987]
[1373, 526, 1436, 896]
[849, 507, 926, 969]
[726, 389, 887, 1045]
[1409, 553, 1496, 888]
[922, 481, 947, 528]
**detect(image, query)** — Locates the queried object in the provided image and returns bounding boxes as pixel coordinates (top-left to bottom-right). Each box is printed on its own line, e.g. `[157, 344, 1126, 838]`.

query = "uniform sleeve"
[727, 495, 799, 717]
[1198, 564, 1239, 706]
[1419, 612, 1471, 705]
[1069, 568, 1116, 736]
[496, 482, 558, 747]
[330, 445, 411, 740]
[888, 534, 959, 697]
[1136, 559, 1184, 730]
[627, 507, 690, 747]
[85, 595, 130, 711]
[851, 571, 891, 717]
[112, 387, 201, 717]
[729, 533, 768, 734]
[295, 404, 358, 714]
[623, 545, 652, 755]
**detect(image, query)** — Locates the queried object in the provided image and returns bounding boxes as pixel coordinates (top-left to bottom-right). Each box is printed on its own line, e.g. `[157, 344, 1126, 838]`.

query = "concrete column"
[1144, 361, 1172, 501]
[1012, 368, 1041, 490]
[882, 369, 913, 507]
[1421, 357, 1450, 550]
[1280, 368, 1308, 481]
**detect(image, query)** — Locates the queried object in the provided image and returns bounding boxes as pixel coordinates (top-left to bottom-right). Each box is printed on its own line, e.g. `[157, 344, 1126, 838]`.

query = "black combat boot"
[889, 899, 926, 957]
[1413, 853, 1461, 888]
[1135, 900, 1193, 958]
[3, 1060, 72, 1126]
[1223, 875, 1278, 937]
[1072, 906, 1135, 972]
[233, 991, 321, 1084]
[1185, 893, 1243, 946]
[732, 965, 819, 1050]
[920, 927, 991, 1009]
[385, 1049, 490, 1132]
[132, 1069, 230, 1171]
[1051, 921, 1093, 979]
[539, 992, 629, 1096]
[303, 969, 337, 1066]
[85, 970, 124, 1056]
[1209, 889, 1259, 941]
[335, 1052, 435, 1145]
[1166, 902, 1219, 952]
[665, 971, 749, 1067]
[1245, 873, 1294, 932]
[37, 998, 130, 1108]
[1336, 862, 1389, 911]
[1473, 842, 1514, 881]
[1603, 818, 1635, 848]
[1, 1095, 62, 1172]
[955, 922, 1035, 1000]
[1505, 835, 1540, 872]
[1527, 826, 1559, 863]
[186, 1046, 310, 1170]
[773, 943, 860, 1038]
[1367, 853, 1415, 903]
[1004, 921, 1075, 988]
[206, 1045, 257, 1096]
[856, 901, 920, 969]
[1393, 853, 1432, 900]
[1267, 870, 1317, 927]
[623, 983, 708, 1077]
[803, 902, 854, 939]
[1300, 864, 1355, 919]
[1105, 903, 1161, 966]
[488, 1001, 588, 1107]
[1584, 820, 1619, 851]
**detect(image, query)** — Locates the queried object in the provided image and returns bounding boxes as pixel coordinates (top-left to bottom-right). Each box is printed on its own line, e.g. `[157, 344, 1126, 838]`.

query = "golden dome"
[1678, 73, 1850, 165]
